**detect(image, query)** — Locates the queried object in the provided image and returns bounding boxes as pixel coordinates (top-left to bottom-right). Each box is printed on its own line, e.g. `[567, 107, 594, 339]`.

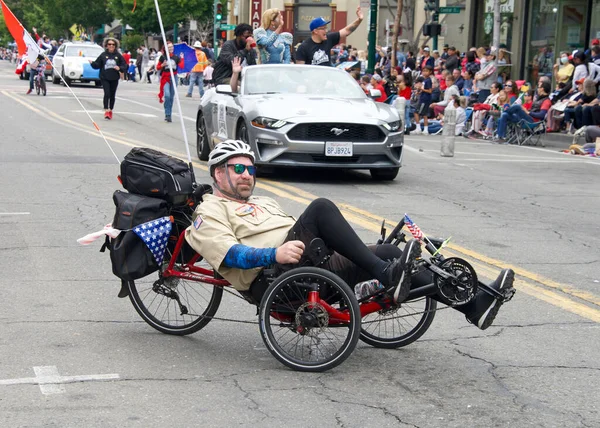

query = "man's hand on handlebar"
[276, 240, 305, 264]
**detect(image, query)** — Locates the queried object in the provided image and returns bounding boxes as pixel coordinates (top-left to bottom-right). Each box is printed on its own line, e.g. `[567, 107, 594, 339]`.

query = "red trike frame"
[160, 228, 399, 325]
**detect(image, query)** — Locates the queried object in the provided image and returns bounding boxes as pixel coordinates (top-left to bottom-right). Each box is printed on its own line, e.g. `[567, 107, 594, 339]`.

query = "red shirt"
[123, 52, 131, 64]
[399, 87, 412, 100]
[373, 82, 387, 102]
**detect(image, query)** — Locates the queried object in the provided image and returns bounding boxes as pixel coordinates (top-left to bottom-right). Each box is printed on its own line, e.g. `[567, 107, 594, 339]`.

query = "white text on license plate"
[325, 142, 353, 157]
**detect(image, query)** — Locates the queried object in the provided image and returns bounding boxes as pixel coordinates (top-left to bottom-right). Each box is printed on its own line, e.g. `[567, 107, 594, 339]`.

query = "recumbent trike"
[108, 148, 514, 372]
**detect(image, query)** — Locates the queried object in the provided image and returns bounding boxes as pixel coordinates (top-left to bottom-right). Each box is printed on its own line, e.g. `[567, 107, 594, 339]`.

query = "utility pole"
[492, 0, 501, 53]
[366, 0, 378, 74]
[213, 0, 220, 58]
[432, 0, 439, 51]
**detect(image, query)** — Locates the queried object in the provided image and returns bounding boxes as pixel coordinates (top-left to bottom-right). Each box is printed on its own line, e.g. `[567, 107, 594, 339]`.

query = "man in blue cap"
[295, 6, 364, 66]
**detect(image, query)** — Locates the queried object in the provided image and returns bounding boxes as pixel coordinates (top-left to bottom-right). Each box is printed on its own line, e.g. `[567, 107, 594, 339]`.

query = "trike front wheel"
[259, 267, 361, 372]
[360, 296, 437, 348]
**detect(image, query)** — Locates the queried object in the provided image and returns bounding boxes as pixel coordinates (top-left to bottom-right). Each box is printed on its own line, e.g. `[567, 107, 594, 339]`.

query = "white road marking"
[0, 366, 120, 395]
[72, 110, 157, 118]
[0, 212, 30, 215]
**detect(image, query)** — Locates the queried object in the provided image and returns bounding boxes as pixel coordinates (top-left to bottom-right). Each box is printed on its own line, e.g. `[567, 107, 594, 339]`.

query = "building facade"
[227, 0, 599, 82]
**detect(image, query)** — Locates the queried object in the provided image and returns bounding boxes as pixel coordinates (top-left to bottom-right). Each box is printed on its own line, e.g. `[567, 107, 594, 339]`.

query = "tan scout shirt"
[185, 194, 296, 290]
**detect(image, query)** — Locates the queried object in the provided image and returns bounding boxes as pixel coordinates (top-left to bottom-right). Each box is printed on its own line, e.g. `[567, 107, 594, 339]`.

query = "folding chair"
[515, 119, 546, 146]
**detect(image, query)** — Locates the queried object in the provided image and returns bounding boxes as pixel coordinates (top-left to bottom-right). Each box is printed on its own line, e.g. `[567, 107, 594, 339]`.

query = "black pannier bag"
[120, 147, 195, 205]
[106, 190, 169, 282]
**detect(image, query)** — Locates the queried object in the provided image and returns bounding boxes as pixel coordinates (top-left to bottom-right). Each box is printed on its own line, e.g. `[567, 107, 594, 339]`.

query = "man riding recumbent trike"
[84, 140, 515, 372]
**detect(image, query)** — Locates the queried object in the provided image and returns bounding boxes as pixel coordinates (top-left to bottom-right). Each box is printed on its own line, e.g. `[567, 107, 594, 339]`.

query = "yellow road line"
[5, 91, 600, 323]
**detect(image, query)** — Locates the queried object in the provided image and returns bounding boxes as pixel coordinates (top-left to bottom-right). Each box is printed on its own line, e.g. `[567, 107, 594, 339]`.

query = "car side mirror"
[216, 84, 235, 96]
[369, 88, 382, 99]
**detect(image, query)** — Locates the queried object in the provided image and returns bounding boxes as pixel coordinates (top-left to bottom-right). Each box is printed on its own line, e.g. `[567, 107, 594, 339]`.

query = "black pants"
[251, 198, 404, 302]
[101, 78, 119, 110]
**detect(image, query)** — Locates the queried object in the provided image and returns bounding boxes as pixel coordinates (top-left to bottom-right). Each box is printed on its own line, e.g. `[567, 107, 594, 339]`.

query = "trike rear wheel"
[360, 296, 437, 348]
[259, 267, 361, 372]
[128, 216, 223, 336]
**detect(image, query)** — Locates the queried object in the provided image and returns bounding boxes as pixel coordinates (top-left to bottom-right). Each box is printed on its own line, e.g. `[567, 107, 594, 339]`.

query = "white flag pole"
[153, 0, 193, 165]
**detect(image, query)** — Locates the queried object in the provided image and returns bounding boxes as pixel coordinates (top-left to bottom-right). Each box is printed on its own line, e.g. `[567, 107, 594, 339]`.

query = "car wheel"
[52, 71, 60, 84]
[237, 121, 249, 144]
[62, 68, 71, 86]
[196, 113, 210, 161]
[370, 167, 399, 181]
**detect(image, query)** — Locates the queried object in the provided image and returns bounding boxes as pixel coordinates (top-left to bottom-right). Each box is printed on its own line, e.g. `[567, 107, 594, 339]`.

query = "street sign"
[219, 24, 236, 30]
[439, 6, 460, 13]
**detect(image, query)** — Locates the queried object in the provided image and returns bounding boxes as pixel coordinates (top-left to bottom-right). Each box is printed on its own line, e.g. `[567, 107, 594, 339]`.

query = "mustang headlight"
[383, 120, 402, 132]
[251, 117, 287, 129]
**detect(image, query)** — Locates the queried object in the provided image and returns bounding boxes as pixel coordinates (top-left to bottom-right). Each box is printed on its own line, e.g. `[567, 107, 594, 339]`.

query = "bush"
[121, 34, 145, 52]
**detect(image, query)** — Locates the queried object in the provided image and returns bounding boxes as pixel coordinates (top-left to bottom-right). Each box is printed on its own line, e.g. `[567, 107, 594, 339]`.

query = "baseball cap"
[593, 39, 600, 45]
[576, 78, 585, 84]
[423, 47, 430, 52]
[443, 44, 449, 48]
[310, 17, 331, 31]
[372, 74, 382, 82]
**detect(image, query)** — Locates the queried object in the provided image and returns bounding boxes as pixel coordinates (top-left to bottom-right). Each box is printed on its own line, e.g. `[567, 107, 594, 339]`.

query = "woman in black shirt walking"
[90, 38, 127, 120]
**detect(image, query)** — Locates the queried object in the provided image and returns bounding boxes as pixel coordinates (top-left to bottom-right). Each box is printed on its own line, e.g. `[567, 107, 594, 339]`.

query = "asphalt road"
[1, 60, 599, 427]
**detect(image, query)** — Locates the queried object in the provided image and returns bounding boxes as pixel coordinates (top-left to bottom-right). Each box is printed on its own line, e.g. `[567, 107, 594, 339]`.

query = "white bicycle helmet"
[208, 140, 255, 176]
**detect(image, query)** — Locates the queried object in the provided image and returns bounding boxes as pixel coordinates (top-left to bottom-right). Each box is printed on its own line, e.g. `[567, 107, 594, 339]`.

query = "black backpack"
[103, 191, 169, 285]
[120, 147, 195, 206]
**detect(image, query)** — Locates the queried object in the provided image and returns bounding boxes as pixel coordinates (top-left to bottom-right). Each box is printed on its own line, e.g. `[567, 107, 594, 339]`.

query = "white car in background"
[52, 42, 104, 86]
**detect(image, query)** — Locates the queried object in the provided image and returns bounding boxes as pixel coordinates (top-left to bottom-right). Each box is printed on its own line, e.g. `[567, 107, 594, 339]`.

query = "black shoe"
[165, 115, 172, 123]
[466, 269, 515, 330]
[383, 239, 421, 304]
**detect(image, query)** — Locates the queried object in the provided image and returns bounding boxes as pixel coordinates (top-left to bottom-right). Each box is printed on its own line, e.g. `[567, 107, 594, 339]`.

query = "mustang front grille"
[287, 123, 385, 142]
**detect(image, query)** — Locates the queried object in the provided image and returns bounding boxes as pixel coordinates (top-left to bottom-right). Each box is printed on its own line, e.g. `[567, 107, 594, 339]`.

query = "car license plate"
[325, 142, 353, 157]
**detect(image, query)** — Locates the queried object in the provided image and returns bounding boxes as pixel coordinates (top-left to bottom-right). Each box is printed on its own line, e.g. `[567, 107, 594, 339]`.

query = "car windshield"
[243, 66, 366, 98]
[65, 46, 103, 58]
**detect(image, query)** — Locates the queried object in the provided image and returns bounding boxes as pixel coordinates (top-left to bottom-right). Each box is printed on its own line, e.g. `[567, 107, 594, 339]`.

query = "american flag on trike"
[132, 216, 172, 266]
[404, 214, 424, 241]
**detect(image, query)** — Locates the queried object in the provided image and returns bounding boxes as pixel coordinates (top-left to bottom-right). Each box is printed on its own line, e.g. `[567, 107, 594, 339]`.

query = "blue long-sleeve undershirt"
[223, 244, 277, 269]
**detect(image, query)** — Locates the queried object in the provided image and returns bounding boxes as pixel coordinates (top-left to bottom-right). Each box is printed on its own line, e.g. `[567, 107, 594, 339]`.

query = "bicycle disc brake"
[432, 257, 478, 306]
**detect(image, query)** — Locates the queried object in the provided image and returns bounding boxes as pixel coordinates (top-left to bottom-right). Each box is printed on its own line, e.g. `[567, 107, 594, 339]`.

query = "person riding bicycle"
[185, 140, 515, 330]
[26, 54, 46, 95]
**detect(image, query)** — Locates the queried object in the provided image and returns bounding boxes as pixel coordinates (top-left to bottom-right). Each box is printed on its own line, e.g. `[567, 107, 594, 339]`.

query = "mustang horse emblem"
[330, 127, 349, 136]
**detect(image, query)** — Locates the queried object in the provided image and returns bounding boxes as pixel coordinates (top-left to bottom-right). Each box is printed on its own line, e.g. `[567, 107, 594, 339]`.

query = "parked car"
[16, 53, 53, 80]
[52, 42, 103, 86]
[196, 64, 404, 181]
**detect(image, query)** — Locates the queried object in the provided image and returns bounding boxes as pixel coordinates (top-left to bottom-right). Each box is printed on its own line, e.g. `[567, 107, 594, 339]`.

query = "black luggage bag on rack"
[120, 147, 195, 206]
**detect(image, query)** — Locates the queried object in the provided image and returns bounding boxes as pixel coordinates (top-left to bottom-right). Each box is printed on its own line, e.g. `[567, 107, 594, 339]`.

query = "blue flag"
[173, 43, 197, 74]
[133, 216, 173, 266]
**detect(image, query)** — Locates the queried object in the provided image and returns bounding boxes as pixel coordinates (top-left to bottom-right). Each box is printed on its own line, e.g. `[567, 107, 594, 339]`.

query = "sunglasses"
[505, 84, 513, 87]
[107, 43, 115, 46]
[227, 163, 256, 175]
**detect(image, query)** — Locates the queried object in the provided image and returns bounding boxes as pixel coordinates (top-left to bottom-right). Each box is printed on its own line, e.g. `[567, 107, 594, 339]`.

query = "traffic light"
[216, 3, 223, 22]
[423, 23, 441, 37]
[424, 0, 436, 11]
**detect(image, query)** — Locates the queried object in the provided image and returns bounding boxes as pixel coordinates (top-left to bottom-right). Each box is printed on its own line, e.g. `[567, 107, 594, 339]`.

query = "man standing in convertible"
[185, 140, 515, 330]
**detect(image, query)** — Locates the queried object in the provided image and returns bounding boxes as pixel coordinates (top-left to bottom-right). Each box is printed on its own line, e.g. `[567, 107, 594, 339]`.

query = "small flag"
[132, 216, 173, 266]
[404, 214, 423, 240]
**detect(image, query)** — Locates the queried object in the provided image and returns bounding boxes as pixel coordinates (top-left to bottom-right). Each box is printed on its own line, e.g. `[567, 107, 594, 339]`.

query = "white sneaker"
[413, 127, 421, 135]
[422, 128, 429, 135]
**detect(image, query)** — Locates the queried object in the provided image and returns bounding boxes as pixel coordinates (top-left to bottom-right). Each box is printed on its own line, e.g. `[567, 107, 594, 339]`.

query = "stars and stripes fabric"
[404, 214, 424, 241]
[132, 216, 172, 266]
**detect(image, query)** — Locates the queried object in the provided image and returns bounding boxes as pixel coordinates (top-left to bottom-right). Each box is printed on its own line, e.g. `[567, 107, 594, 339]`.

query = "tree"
[107, 0, 213, 35]
[391, 0, 402, 67]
